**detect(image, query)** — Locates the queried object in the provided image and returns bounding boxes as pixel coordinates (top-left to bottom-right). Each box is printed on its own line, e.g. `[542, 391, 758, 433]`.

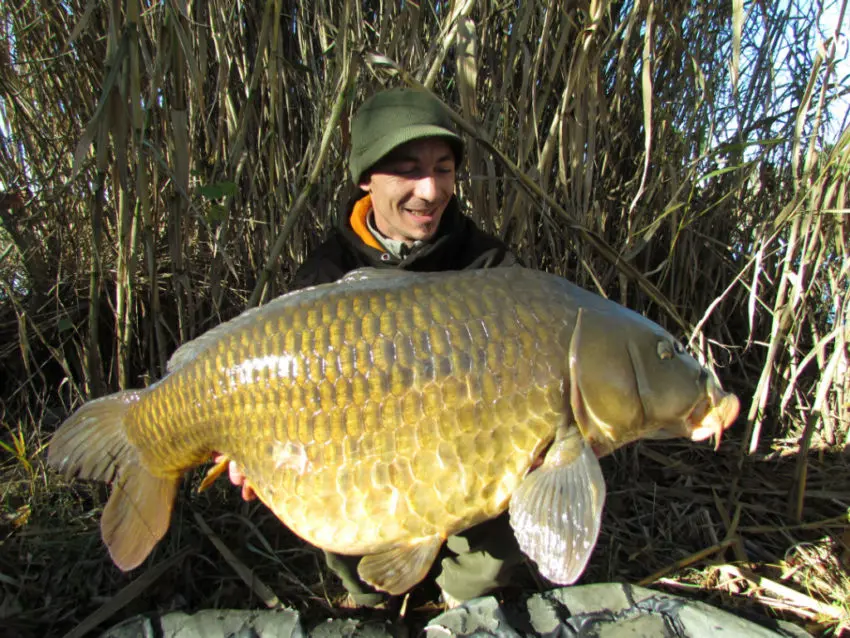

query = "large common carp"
[48, 267, 739, 595]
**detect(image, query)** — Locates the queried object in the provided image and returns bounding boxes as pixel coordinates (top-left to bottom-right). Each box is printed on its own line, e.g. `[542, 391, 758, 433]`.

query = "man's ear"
[358, 174, 372, 192]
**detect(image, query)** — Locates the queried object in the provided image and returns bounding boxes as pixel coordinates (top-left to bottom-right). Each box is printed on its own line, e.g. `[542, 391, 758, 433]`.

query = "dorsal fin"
[167, 269, 419, 373]
[166, 282, 332, 372]
[338, 267, 412, 284]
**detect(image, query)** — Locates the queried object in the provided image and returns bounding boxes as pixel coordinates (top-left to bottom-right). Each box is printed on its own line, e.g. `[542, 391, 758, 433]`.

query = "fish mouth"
[686, 383, 740, 450]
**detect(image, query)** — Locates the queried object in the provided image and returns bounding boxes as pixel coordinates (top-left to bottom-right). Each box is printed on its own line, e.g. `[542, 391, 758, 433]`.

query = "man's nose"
[413, 174, 438, 200]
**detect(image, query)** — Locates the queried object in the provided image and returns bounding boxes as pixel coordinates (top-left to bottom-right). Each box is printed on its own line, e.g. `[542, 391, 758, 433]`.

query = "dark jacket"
[290, 195, 517, 290]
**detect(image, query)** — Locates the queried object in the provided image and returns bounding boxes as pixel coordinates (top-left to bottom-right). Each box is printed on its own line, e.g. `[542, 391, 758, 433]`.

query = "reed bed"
[0, 1, 847, 636]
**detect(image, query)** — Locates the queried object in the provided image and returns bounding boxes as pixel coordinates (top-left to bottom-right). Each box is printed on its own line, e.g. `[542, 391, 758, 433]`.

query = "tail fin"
[47, 391, 178, 571]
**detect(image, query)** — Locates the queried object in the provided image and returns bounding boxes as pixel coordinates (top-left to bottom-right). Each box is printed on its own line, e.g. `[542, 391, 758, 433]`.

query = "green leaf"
[197, 181, 238, 201]
[205, 203, 228, 224]
[716, 138, 785, 156]
[57, 318, 75, 333]
[702, 162, 753, 180]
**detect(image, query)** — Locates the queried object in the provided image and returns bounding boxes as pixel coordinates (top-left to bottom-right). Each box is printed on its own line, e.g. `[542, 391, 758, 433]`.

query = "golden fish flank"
[47, 267, 739, 596]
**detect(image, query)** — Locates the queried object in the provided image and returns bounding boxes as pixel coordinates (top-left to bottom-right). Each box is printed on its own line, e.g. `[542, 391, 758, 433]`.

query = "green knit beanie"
[349, 88, 464, 183]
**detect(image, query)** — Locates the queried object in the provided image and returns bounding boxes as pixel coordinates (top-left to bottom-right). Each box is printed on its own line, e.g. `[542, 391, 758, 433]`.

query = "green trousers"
[324, 513, 527, 606]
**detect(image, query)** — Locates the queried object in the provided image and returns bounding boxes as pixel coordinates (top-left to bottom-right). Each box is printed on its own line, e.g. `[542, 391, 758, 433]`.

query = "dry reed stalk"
[0, 1, 847, 636]
[194, 511, 284, 610]
[61, 547, 194, 638]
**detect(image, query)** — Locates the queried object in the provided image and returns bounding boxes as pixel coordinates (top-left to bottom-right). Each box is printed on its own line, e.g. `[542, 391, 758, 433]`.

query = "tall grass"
[0, 1, 847, 635]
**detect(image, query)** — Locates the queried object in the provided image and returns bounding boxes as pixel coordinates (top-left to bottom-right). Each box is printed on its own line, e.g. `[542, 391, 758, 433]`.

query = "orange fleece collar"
[349, 194, 383, 251]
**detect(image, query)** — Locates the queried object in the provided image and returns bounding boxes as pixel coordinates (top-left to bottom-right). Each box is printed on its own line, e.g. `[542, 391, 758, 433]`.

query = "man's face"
[358, 137, 456, 245]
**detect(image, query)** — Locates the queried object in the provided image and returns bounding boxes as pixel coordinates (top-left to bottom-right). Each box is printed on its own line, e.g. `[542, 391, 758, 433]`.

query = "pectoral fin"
[508, 428, 606, 585]
[357, 535, 444, 595]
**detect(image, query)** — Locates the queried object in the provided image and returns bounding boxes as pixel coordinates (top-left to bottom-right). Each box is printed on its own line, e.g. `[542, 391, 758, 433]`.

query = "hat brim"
[351, 125, 463, 183]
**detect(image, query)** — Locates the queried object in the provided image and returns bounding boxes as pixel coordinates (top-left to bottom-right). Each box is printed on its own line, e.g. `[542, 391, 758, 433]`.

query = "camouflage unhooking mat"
[100, 584, 811, 638]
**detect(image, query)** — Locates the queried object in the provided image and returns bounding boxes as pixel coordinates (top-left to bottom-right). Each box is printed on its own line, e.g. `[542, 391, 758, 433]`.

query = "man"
[226, 87, 526, 608]
[290, 87, 516, 288]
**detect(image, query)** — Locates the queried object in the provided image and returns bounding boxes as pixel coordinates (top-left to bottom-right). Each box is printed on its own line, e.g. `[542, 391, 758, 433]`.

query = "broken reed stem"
[61, 547, 193, 638]
[789, 408, 818, 522]
[718, 564, 845, 621]
[86, 173, 106, 399]
[712, 489, 749, 563]
[738, 514, 849, 534]
[637, 536, 739, 586]
[193, 511, 284, 610]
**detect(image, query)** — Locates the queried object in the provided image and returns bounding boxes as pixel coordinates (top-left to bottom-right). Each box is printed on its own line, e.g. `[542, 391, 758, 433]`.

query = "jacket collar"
[338, 194, 469, 267]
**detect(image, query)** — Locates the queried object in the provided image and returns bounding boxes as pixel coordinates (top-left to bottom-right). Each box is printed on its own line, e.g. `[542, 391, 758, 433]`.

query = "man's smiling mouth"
[405, 209, 436, 219]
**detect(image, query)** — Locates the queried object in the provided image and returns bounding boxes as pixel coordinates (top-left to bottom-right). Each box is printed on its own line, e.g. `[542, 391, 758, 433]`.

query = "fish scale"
[48, 267, 739, 594]
[224, 279, 553, 551]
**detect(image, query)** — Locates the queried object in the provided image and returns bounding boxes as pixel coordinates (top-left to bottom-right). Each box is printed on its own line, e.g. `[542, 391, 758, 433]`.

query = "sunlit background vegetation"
[1, 1, 848, 636]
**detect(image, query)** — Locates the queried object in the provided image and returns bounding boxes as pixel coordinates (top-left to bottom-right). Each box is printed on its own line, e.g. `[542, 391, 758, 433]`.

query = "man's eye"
[391, 164, 417, 175]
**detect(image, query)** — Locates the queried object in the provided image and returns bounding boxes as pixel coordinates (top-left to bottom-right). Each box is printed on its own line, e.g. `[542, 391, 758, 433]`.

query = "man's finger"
[228, 461, 245, 485]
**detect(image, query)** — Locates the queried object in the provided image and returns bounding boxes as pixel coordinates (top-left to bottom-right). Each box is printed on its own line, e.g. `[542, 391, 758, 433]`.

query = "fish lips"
[600, 377, 741, 452]
[685, 384, 740, 450]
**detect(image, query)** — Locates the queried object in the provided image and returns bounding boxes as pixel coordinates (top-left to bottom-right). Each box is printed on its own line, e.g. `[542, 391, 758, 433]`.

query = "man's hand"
[213, 454, 257, 501]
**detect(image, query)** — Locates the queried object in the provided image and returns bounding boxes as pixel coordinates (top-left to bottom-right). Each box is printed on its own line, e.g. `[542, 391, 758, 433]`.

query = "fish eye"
[657, 341, 674, 360]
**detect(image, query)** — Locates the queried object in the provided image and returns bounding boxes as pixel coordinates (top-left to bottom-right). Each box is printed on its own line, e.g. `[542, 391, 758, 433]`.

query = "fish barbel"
[47, 267, 739, 594]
